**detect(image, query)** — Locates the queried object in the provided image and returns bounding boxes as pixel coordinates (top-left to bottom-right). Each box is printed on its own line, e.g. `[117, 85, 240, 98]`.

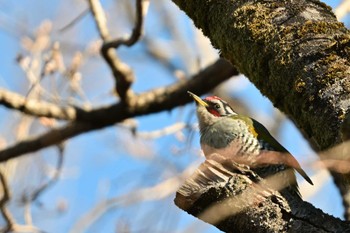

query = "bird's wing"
[251, 118, 313, 185]
[251, 118, 288, 152]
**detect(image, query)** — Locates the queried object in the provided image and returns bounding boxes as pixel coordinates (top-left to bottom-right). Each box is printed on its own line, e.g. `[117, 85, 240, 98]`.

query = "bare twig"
[0, 58, 237, 162]
[26, 42, 65, 99]
[28, 144, 65, 202]
[0, 88, 83, 120]
[143, 37, 179, 74]
[102, 0, 150, 49]
[0, 122, 90, 162]
[69, 163, 196, 233]
[88, 0, 149, 102]
[88, 0, 109, 41]
[0, 172, 43, 233]
[0, 171, 15, 232]
[334, 0, 350, 20]
[58, 8, 90, 32]
[22, 144, 65, 226]
[136, 122, 187, 139]
[150, 0, 198, 75]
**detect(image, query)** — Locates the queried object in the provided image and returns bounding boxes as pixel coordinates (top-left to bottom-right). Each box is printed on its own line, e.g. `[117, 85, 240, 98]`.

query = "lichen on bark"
[173, 0, 350, 149]
[173, 0, 350, 222]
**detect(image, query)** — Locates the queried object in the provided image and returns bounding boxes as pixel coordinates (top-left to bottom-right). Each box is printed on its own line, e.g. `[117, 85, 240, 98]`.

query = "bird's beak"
[187, 91, 209, 107]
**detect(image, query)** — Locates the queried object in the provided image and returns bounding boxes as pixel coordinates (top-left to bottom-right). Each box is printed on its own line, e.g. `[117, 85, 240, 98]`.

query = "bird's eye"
[214, 104, 220, 109]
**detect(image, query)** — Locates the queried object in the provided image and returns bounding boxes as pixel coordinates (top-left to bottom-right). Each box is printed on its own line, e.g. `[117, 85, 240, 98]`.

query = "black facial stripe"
[205, 98, 237, 116]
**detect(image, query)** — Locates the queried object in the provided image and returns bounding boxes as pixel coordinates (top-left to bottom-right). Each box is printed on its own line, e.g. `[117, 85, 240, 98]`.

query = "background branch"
[88, 0, 149, 102]
[0, 172, 42, 233]
[70, 163, 195, 233]
[102, 0, 149, 49]
[0, 59, 237, 161]
[0, 88, 83, 121]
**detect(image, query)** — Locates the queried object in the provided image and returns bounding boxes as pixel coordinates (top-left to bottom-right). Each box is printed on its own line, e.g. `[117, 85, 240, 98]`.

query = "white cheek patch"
[225, 105, 236, 115]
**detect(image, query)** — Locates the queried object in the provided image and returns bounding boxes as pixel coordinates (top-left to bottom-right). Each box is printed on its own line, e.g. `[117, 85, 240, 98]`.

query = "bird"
[187, 91, 313, 198]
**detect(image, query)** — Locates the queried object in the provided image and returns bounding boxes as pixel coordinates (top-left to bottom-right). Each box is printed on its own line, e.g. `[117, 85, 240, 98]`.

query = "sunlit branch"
[88, 0, 150, 102]
[176, 155, 349, 232]
[102, 0, 150, 49]
[87, 0, 109, 41]
[0, 171, 15, 232]
[0, 88, 83, 121]
[0, 59, 237, 162]
[70, 163, 196, 233]
[136, 122, 188, 139]
[334, 0, 350, 20]
[0, 172, 42, 233]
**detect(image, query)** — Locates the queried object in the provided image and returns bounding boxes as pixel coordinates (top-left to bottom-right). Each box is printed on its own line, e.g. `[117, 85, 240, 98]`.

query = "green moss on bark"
[173, 0, 350, 150]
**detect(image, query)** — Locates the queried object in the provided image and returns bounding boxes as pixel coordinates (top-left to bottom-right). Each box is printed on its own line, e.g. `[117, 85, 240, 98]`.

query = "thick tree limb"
[0, 59, 237, 161]
[175, 157, 350, 233]
[172, 0, 350, 218]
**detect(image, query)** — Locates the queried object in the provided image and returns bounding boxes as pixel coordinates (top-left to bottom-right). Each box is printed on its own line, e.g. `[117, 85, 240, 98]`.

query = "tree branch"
[0, 59, 237, 161]
[0, 172, 42, 233]
[70, 163, 195, 233]
[88, 0, 149, 102]
[102, 0, 149, 49]
[0, 88, 84, 121]
[172, 0, 350, 219]
[175, 157, 349, 233]
[59, 8, 90, 32]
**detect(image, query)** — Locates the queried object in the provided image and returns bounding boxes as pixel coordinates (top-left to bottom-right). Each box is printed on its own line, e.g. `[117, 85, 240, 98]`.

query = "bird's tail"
[256, 151, 313, 185]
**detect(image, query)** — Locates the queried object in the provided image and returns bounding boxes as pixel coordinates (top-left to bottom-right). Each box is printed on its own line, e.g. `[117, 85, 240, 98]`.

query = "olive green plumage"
[188, 91, 313, 198]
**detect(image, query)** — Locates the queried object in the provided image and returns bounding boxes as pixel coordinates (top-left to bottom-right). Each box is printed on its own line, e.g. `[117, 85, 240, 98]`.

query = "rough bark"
[175, 158, 350, 233]
[172, 0, 350, 219]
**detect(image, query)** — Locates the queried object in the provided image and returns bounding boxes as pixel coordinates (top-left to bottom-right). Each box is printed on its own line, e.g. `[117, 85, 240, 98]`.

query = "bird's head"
[188, 91, 237, 128]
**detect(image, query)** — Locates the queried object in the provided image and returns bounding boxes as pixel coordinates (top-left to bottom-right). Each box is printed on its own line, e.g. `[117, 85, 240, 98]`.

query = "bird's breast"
[200, 118, 261, 157]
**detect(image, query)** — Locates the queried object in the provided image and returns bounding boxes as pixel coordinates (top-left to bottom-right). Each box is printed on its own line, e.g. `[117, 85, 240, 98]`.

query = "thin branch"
[22, 144, 65, 226]
[0, 171, 15, 232]
[0, 122, 90, 162]
[0, 88, 83, 121]
[58, 8, 90, 32]
[0, 58, 237, 162]
[88, 0, 149, 102]
[136, 122, 187, 139]
[102, 0, 150, 49]
[334, 0, 350, 20]
[28, 144, 65, 202]
[88, 0, 110, 41]
[69, 163, 196, 233]
[0, 172, 43, 233]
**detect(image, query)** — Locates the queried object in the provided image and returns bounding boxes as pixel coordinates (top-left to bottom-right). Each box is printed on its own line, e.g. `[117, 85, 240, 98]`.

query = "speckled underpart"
[200, 115, 273, 155]
[199, 113, 300, 197]
[189, 91, 315, 200]
[200, 116, 257, 150]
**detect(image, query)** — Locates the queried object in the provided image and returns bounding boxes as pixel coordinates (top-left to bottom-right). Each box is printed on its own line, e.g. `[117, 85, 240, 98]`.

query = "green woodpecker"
[188, 91, 313, 198]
